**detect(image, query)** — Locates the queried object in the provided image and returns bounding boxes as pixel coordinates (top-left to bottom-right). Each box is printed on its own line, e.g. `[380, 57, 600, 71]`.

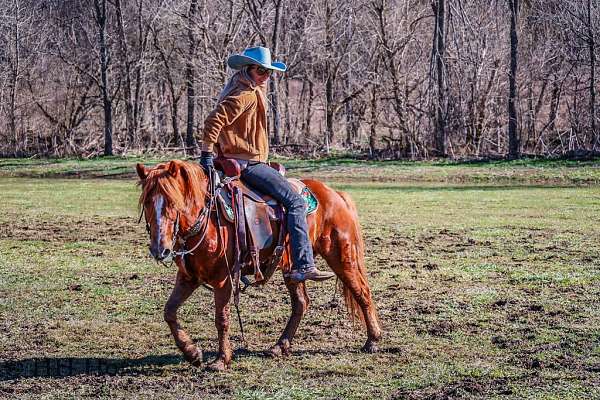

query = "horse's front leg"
[268, 280, 309, 357]
[206, 283, 233, 371]
[164, 272, 201, 366]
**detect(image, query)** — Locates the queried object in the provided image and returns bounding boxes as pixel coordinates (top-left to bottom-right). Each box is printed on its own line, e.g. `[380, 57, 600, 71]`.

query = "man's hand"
[200, 151, 214, 172]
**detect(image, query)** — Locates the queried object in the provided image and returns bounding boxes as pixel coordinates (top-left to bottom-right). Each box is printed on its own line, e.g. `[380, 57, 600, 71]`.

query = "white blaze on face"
[153, 194, 165, 249]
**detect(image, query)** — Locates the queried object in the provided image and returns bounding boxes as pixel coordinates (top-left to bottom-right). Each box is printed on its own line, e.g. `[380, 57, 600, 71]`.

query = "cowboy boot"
[286, 266, 335, 283]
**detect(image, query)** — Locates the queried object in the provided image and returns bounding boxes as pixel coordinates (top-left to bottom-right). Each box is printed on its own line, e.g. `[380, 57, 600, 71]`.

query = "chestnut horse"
[136, 160, 381, 371]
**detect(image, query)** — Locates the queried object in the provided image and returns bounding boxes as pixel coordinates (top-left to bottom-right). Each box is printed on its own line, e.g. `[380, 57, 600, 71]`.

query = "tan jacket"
[200, 85, 268, 162]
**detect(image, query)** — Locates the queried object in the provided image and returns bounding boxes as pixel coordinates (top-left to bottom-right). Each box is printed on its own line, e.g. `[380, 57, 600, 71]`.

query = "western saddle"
[212, 158, 318, 293]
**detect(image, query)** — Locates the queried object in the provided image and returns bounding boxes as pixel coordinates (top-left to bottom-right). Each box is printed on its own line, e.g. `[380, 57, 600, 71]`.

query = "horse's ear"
[167, 160, 179, 177]
[136, 163, 148, 179]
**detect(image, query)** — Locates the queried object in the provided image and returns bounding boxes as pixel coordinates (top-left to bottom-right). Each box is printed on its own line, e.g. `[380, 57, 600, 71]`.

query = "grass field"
[1, 157, 599, 399]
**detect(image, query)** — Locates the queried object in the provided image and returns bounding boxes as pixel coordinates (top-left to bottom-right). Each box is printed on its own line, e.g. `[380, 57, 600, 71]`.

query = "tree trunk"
[587, 0, 597, 148]
[302, 79, 314, 140]
[269, 0, 283, 145]
[345, 94, 354, 146]
[170, 89, 181, 147]
[507, 0, 519, 159]
[8, 0, 21, 156]
[324, 0, 335, 147]
[284, 75, 291, 144]
[548, 79, 560, 135]
[114, 0, 134, 148]
[369, 84, 378, 158]
[325, 71, 334, 146]
[133, 0, 148, 149]
[94, 0, 113, 156]
[432, 0, 446, 156]
[186, 0, 198, 151]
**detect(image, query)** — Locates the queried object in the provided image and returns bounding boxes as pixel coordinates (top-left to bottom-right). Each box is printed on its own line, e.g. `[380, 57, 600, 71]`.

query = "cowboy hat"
[227, 46, 287, 72]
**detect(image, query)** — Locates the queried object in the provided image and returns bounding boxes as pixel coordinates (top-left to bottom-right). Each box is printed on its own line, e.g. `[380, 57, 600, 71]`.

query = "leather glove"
[200, 151, 214, 172]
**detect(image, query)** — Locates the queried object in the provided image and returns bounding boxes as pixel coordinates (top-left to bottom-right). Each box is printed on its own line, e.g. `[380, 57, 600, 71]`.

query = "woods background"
[0, 0, 598, 159]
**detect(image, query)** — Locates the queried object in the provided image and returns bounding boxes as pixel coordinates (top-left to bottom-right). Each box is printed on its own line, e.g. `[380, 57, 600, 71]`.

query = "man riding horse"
[136, 47, 381, 370]
[198, 46, 335, 283]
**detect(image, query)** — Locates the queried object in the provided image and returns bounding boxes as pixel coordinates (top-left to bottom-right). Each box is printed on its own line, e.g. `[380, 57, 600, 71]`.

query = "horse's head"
[136, 160, 207, 263]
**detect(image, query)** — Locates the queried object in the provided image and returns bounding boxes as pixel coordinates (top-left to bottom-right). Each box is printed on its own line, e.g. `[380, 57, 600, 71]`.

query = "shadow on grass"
[0, 354, 183, 380]
[0, 347, 349, 380]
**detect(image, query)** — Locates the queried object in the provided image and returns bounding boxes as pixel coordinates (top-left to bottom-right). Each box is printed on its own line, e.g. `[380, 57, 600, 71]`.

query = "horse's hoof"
[361, 341, 379, 354]
[267, 343, 291, 358]
[190, 358, 202, 367]
[206, 358, 229, 372]
[267, 345, 282, 358]
[185, 349, 203, 367]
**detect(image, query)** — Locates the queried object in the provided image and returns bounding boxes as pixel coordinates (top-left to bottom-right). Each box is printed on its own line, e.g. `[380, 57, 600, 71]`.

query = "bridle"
[138, 167, 246, 342]
[138, 170, 218, 260]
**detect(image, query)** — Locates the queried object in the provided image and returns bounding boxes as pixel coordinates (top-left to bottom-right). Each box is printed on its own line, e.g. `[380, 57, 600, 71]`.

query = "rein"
[138, 177, 215, 259]
[173, 206, 210, 257]
[172, 168, 220, 256]
[139, 167, 247, 344]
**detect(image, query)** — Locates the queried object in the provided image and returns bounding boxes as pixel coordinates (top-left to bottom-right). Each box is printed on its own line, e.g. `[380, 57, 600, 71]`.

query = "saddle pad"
[300, 186, 319, 215]
[217, 180, 319, 223]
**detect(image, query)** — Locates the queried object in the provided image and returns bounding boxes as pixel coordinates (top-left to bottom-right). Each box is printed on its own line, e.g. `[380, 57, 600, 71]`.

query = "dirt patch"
[391, 376, 516, 399]
[426, 320, 455, 337]
[0, 213, 145, 245]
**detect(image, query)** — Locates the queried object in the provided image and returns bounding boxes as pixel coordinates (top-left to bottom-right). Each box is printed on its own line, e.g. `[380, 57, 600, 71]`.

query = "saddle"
[213, 158, 318, 292]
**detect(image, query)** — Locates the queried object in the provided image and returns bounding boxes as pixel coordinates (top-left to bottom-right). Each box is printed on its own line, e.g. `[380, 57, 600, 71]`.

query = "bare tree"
[152, 5, 186, 148]
[92, 0, 114, 156]
[268, 0, 284, 145]
[0, 0, 34, 155]
[507, 0, 520, 158]
[185, 0, 198, 150]
[586, 0, 597, 147]
[114, 0, 135, 148]
[431, 0, 447, 156]
[1, 0, 599, 159]
[370, 0, 428, 157]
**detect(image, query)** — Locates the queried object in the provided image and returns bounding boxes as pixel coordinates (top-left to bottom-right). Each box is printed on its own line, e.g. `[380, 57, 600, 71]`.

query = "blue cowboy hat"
[227, 46, 287, 72]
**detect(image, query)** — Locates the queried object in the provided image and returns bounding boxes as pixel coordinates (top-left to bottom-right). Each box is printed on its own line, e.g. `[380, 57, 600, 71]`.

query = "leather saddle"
[213, 158, 318, 290]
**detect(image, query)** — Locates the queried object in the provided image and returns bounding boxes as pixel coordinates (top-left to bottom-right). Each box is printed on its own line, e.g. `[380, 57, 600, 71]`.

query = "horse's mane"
[138, 160, 207, 213]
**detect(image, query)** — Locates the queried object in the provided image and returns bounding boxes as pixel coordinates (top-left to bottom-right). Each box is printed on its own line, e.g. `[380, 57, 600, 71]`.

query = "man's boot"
[286, 266, 335, 283]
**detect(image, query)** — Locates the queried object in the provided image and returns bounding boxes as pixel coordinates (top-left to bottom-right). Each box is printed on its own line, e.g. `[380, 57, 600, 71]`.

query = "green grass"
[0, 156, 167, 179]
[1, 158, 599, 399]
[1, 155, 600, 184]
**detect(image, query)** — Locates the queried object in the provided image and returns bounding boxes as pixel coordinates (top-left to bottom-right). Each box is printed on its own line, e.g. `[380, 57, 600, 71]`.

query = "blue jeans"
[241, 162, 314, 271]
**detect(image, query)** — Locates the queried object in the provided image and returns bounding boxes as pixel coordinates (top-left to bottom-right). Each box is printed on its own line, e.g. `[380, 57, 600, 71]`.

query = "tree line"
[0, 0, 598, 159]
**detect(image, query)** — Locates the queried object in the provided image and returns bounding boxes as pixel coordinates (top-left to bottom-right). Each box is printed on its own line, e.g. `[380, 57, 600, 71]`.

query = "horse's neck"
[182, 209, 223, 270]
[179, 182, 207, 230]
[180, 189, 219, 254]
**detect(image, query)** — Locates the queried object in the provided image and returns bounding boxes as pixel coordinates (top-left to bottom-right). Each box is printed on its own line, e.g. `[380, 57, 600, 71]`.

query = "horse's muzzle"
[150, 246, 174, 263]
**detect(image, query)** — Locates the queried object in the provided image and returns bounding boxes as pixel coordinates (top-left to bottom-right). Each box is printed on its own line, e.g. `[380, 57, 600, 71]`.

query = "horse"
[136, 160, 381, 371]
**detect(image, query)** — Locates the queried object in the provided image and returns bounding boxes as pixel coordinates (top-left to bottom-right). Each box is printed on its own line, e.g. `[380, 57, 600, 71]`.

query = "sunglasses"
[252, 66, 272, 76]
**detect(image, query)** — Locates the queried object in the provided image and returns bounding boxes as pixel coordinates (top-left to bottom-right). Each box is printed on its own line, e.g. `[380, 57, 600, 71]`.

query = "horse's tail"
[335, 191, 379, 327]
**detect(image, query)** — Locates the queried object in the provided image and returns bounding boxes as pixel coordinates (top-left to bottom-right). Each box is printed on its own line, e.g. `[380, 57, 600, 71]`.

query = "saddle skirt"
[216, 178, 319, 248]
[213, 159, 319, 286]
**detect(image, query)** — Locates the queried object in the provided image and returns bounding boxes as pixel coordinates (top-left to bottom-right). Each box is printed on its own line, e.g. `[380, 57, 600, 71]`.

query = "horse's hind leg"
[268, 281, 309, 357]
[321, 232, 382, 353]
[164, 272, 202, 366]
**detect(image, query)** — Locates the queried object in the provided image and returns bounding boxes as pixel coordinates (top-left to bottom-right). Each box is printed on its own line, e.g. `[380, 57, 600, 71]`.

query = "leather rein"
[138, 173, 218, 259]
[138, 169, 247, 343]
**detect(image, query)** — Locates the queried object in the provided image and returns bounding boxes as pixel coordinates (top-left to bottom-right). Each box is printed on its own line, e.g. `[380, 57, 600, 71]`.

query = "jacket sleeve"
[200, 92, 252, 152]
